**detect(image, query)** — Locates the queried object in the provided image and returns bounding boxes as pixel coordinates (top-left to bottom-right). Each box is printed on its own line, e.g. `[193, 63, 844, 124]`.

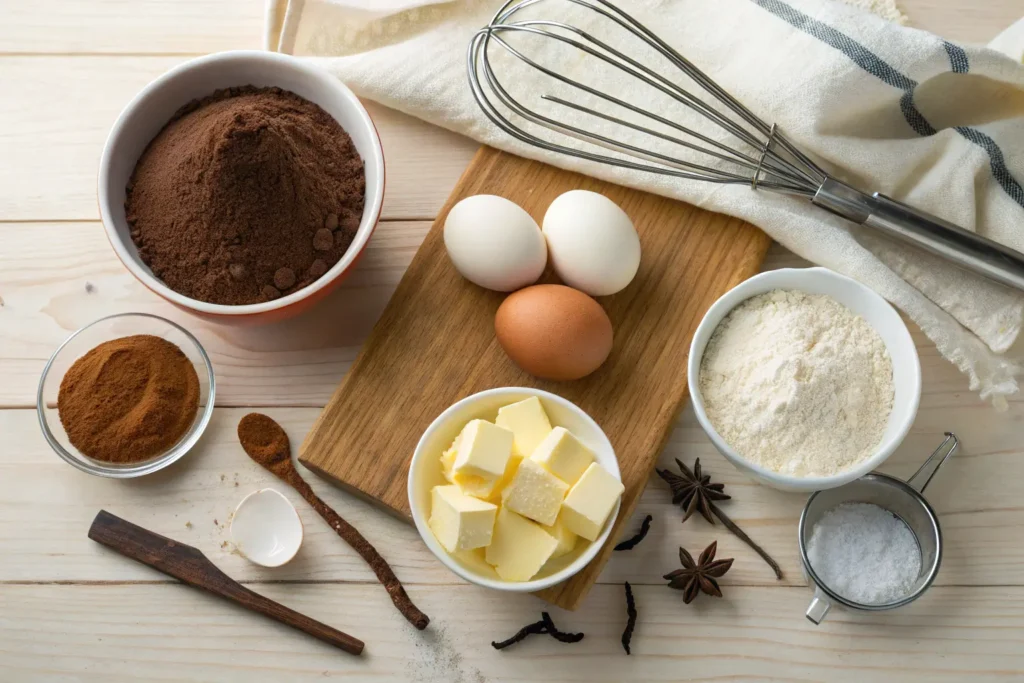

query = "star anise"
[657, 458, 783, 580]
[663, 541, 734, 604]
[657, 457, 731, 524]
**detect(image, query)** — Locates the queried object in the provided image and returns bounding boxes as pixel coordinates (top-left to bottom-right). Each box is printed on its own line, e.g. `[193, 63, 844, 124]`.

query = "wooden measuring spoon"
[238, 413, 430, 630]
[88, 510, 364, 655]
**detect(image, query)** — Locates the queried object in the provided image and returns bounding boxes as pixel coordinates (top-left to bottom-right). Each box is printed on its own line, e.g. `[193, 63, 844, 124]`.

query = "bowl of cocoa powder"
[98, 51, 385, 323]
[37, 313, 216, 478]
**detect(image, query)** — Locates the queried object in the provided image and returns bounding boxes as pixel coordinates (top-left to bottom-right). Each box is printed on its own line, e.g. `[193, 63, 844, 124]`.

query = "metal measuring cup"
[798, 433, 958, 624]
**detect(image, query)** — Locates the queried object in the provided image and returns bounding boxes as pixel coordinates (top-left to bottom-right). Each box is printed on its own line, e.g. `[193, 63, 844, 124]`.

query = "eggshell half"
[495, 284, 613, 381]
[230, 488, 304, 567]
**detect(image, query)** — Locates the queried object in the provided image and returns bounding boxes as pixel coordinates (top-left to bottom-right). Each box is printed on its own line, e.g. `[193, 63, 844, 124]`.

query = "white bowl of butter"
[408, 387, 622, 592]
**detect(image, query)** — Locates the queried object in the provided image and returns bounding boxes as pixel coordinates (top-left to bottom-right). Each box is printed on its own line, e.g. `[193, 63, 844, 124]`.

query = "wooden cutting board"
[299, 146, 769, 610]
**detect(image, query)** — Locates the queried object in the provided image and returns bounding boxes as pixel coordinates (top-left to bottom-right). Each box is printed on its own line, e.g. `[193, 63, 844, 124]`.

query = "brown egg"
[495, 284, 613, 381]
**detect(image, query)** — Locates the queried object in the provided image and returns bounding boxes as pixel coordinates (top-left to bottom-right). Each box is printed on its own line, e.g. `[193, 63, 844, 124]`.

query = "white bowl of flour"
[688, 267, 920, 492]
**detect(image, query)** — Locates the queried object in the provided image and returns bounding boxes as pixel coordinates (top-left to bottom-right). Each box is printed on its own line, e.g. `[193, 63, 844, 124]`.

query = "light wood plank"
[0, 222, 1007, 410]
[0, 0, 264, 54]
[1, 583, 1022, 682]
[1, 0, 1017, 56]
[900, 0, 1022, 43]
[3, 401, 1021, 586]
[0, 220, 428, 408]
[0, 57, 477, 222]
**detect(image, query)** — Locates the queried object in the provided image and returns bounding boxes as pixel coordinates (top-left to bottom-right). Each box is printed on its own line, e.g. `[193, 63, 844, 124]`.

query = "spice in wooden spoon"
[237, 412, 430, 630]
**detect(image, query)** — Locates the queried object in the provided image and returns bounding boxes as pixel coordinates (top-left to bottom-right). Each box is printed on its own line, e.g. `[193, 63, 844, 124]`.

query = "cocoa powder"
[125, 86, 365, 305]
[57, 335, 200, 463]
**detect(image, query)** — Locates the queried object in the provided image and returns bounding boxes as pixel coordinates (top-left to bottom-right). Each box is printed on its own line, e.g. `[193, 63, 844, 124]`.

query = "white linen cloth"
[266, 0, 1024, 407]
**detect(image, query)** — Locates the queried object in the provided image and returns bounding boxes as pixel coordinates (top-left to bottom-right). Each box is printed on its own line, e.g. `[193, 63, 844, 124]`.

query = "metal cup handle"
[907, 433, 958, 494]
[806, 587, 832, 624]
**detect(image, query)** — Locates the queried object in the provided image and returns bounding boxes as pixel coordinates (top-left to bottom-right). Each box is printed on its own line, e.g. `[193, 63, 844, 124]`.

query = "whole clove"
[614, 514, 653, 551]
[491, 612, 584, 650]
[621, 582, 637, 655]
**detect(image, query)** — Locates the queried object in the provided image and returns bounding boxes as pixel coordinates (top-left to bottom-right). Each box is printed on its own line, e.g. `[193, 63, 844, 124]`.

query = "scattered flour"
[807, 502, 922, 605]
[699, 289, 894, 477]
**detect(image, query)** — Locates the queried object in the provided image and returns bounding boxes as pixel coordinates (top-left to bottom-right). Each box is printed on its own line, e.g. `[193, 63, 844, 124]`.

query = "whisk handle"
[813, 177, 1024, 293]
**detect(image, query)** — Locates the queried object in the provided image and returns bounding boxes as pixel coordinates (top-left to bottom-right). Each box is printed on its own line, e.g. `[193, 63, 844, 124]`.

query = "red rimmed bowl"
[98, 50, 385, 324]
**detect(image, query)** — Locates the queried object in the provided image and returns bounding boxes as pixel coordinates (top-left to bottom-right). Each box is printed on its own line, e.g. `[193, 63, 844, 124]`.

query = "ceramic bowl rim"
[687, 267, 921, 491]
[36, 312, 217, 478]
[97, 50, 385, 317]
[407, 386, 622, 592]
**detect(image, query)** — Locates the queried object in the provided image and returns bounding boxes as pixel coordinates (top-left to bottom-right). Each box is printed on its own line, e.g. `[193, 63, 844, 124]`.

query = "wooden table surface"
[1, 2, 1021, 681]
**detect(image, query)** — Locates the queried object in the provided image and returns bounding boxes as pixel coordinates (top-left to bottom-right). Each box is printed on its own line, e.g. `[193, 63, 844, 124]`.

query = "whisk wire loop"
[469, 0, 827, 196]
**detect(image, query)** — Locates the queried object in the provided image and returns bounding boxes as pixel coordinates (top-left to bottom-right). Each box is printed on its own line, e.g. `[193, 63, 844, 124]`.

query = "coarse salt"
[807, 502, 921, 605]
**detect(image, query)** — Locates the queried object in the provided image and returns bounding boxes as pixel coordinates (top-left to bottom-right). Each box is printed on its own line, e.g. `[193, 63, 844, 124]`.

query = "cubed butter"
[428, 485, 498, 553]
[560, 463, 624, 541]
[440, 437, 460, 484]
[486, 453, 523, 504]
[496, 397, 553, 458]
[530, 427, 594, 486]
[502, 457, 569, 526]
[485, 507, 558, 581]
[451, 419, 514, 498]
[544, 515, 578, 559]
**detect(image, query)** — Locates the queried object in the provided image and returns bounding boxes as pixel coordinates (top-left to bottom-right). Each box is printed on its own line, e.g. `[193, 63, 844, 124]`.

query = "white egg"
[443, 195, 547, 292]
[542, 190, 641, 296]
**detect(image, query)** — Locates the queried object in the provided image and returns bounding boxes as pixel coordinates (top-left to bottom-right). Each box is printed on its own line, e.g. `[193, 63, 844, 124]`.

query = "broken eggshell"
[230, 488, 304, 567]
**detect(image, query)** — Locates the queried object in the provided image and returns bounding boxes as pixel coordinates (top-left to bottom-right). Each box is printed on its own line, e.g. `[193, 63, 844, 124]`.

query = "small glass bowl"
[37, 313, 216, 478]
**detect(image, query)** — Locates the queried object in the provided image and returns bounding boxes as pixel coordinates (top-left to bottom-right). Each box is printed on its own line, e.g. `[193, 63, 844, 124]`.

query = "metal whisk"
[467, 0, 1024, 293]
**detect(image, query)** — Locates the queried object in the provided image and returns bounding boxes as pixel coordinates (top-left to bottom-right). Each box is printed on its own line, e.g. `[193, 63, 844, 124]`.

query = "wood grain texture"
[1, 583, 1022, 682]
[298, 146, 770, 609]
[87, 510, 365, 654]
[2, 400, 1021, 587]
[0, 220, 428, 408]
[4, 0, 1024, 679]
[0, 0, 1015, 56]
[0, 0, 264, 54]
[0, 57, 476, 222]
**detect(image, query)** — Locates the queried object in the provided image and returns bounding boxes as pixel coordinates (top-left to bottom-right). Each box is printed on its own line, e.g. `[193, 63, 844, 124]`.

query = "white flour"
[699, 290, 894, 477]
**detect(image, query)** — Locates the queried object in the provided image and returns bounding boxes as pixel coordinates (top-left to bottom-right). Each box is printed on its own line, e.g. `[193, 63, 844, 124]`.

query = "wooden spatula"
[87, 509, 364, 655]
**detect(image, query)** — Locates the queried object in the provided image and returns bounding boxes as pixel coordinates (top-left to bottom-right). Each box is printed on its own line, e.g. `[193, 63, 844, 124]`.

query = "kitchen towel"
[267, 0, 1024, 407]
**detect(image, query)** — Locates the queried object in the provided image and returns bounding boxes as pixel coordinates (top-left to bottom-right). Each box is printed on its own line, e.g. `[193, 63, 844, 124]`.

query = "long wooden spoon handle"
[88, 510, 364, 655]
[287, 476, 430, 630]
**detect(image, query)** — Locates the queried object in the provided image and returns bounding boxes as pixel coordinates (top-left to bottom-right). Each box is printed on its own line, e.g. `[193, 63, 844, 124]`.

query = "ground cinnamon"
[237, 413, 430, 630]
[57, 335, 200, 463]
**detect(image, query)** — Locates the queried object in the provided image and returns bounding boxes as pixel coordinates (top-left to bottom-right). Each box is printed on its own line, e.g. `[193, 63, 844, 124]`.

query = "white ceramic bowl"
[688, 267, 921, 492]
[98, 50, 385, 324]
[408, 388, 621, 592]
[230, 488, 304, 567]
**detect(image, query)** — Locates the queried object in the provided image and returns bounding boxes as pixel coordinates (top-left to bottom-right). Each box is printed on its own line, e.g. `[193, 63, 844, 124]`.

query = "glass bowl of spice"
[37, 313, 215, 478]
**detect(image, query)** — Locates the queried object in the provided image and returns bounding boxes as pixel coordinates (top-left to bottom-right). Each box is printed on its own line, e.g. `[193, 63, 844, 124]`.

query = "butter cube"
[428, 485, 498, 553]
[440, 439, 459, 484]
[560, 463, 624, 541]
[452, 420, 514, 498]
[544, 515, 578, 559]
[496, 397, 553, 458]
[486, 453, 523, 504]
[530, 427, 594, 486]
[502, 457, 569, 526]
[485, 507, 558, 581]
